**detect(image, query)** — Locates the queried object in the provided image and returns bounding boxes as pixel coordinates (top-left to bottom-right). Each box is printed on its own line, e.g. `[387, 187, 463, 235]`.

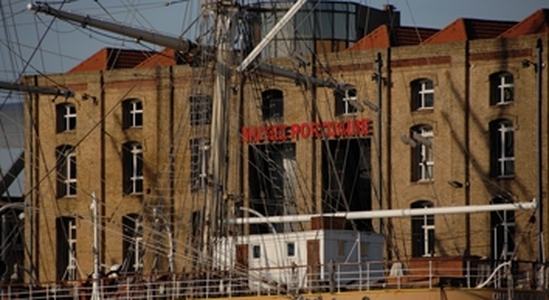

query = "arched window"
[56, 103, 76, 132]
[56, 145, 77, 197]
[489, 119, 514, 178]
[335, 87, 358, 116]
[262, 89, 284, 121]
[123, 142, 143, 194]
[56, 216, 76, 281]
[490, 198, 515, 262]
[411, 79, 434, 111]
[490, 72, 514, 105]
[410, 125, 434, 181]
[411, 200, 434, 257]
[122, 98, 143, 128]
[122, 214, 144, 273]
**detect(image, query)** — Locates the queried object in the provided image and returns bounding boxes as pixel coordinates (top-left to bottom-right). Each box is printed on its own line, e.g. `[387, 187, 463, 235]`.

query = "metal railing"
[0, 259, 545, 299]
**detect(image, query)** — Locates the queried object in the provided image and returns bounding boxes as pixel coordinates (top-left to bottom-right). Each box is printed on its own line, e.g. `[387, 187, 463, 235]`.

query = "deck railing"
[0, 258, 545, 299]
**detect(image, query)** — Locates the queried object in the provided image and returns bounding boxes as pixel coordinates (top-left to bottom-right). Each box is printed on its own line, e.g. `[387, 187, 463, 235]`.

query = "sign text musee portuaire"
[241, 118, 372, 143]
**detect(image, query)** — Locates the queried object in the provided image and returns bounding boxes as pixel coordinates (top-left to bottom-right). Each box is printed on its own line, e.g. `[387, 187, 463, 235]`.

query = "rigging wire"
[5, 0, 540, 284]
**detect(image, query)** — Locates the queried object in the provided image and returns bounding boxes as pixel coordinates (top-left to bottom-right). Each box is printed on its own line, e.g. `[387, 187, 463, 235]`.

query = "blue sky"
[0, 0, 547, 82]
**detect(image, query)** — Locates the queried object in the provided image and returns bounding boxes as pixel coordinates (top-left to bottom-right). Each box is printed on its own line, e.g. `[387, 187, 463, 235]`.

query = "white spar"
[229, 200, 537, 225]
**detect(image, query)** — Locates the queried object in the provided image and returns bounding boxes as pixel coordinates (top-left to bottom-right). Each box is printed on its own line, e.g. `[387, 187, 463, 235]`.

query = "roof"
[348, 25, 438, 51]
[423, 18, 517, 45]
[135, 48, 177, 68]
[69, 48, 157, 73]
[500, 9, 549, 38]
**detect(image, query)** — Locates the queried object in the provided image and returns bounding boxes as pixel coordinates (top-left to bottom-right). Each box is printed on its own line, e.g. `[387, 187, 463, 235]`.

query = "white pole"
[229, 201, 537, 225]
[91, 192, 101, 300]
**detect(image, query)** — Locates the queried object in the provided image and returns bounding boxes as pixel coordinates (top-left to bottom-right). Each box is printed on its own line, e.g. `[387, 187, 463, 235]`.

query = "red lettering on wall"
[242, 119, 372, 143]
[323, 121, 335, 138]
[311, 122, 321, 138]
[290, 124, 301, 140]
[277, 124, 287, 141]
[335, 122, 345, 137]
[300, 123, 311, 139]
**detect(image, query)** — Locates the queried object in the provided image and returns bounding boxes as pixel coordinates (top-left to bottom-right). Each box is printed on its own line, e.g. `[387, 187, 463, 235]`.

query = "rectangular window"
[490, 120, 514, 178]
[66, 152, 77, 196]
[411, 202, 435, 257]
[287, 242, 295, 257]
[123, 99, 143, 128]
[490, 73, 514, 105]
[412, 79, 434, 110]
[411, 126, 434, 181]
[261, 90, 284, 121]
[123, 143, 143, 194]
[248, 143, 296, 234]
[252, 245, 261, 259]
[56, 104, 76, 132]
[122, 214, 144, 273]
[335, 88, 358, 116]
[57, 147, 77, 197]
[190, 95, 212, 125]
[491, 201, 515, 261]
[56, 217, 77, 280]
[190, 138, 210, 190]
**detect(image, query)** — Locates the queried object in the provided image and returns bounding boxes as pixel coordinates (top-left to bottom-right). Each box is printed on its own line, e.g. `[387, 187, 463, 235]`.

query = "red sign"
[241, 118, 372, 143]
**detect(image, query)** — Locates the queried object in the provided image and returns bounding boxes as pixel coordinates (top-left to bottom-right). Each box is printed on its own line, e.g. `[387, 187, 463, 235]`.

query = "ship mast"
[27, 0, 351, 272]
[201, 0, 238, 269]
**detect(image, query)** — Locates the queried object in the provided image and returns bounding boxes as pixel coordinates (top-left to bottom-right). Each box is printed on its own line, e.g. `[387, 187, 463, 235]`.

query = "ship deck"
[1, 257, 547, 299]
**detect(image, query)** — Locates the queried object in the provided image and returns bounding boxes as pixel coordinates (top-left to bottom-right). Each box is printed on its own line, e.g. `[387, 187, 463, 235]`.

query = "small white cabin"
[213, 217, 385, 292]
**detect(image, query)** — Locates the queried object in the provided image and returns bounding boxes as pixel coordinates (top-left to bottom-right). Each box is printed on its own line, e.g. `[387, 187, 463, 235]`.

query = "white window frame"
[131, 217, 144, 271]
[126, 143, 143, 194]
[65, 151, 77, 196]
[64, 104, 76, 131]
[494, 73, 514, 105]
[492, 212, 515, 260]
[67, 220, 77, 279]
[411, 201, 435, 257]
[415, 126, 434, 181]
[496, 121, 514, 177]
[421, 215, 435, 257]
[57, 103, 76, 132]
[124, 99, 143, 128]
[129, 100, 143, 127]
[58, 147, 77, 197]
[416, 80, 434, 110]
[342, 88, 358, 115]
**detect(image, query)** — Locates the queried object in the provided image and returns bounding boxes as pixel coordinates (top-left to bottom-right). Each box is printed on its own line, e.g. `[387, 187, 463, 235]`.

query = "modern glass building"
[244, 0, 400, 58]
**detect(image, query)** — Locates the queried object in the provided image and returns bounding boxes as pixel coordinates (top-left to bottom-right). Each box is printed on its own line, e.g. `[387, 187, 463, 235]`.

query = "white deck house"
[213, 218, 385, 293]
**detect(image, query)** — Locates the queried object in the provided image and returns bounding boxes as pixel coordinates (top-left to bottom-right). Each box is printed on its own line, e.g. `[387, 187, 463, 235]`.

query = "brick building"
[23, 8, 549, 282]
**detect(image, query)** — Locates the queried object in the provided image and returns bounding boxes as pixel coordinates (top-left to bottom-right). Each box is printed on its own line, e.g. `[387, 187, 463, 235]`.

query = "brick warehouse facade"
[23, 9, 549, 282]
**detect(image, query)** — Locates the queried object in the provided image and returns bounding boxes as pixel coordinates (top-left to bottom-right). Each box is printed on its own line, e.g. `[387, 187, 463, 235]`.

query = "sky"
[0, 0, 548, 84]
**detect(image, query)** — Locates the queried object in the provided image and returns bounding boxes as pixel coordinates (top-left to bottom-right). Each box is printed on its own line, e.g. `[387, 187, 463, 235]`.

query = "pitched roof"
[423, 18, 516, 45]
[69, 48, 156, 73]
[135, 48, 177, 68]
[499, 9, 549, 38]
[348, 25, 438, 51]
